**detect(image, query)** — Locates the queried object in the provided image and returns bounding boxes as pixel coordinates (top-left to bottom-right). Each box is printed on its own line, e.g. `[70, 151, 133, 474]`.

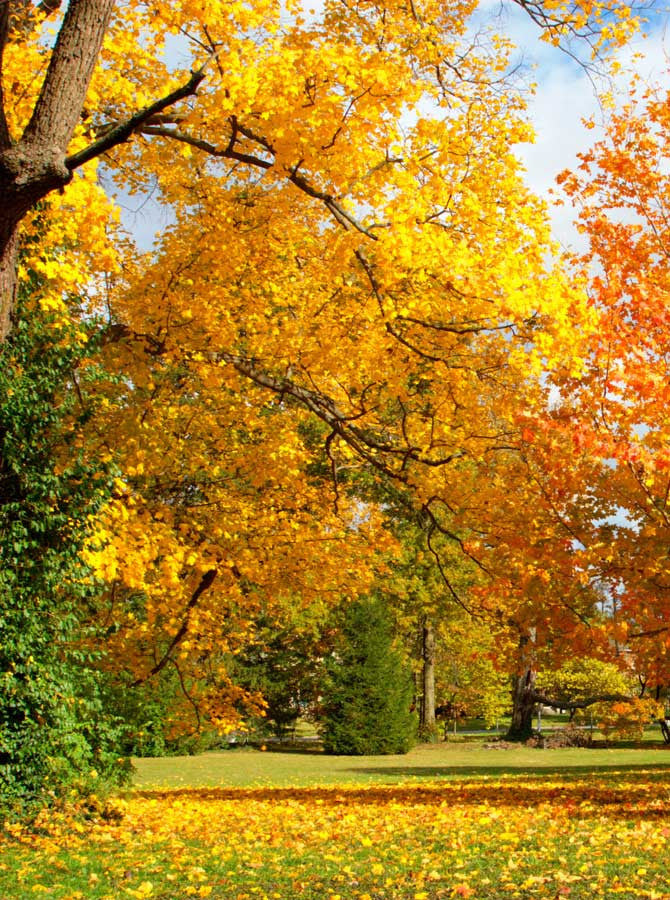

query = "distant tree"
[231, 617, 334, 741]
[536, 658, 634, 720]
[435, 619, 510, 733]
[320, 596, 416, 755]
[596, 698, 663, 743]
[377, 514, 481, 741]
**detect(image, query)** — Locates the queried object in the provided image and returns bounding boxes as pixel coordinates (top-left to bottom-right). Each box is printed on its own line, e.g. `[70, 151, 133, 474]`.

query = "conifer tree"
[320, 596, 416, 755]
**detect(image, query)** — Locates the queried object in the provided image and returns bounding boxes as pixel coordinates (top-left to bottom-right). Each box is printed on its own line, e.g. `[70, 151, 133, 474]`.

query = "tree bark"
[506, 629, 537, 741]
[0, 0, 116, 340]
[420, 620, 436, 737]
[507, 666, 537, 741]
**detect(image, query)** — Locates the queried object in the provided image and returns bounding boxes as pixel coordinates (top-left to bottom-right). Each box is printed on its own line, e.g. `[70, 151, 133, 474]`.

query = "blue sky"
[491, 0, 670, 249]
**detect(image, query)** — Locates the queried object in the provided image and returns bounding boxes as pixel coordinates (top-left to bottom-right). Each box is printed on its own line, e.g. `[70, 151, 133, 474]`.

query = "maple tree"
[0, 0, 642, 338]
[524, 75, 670, 718]
[0, 0, 657, 807]
[79, 351, 389, 733]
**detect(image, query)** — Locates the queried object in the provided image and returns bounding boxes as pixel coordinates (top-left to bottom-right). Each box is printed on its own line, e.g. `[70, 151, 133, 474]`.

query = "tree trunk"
[0, 229, 18, 339]
[507, 667, 537, 741]
[420, 620, 436, 737]
[0, 0, 116, 341]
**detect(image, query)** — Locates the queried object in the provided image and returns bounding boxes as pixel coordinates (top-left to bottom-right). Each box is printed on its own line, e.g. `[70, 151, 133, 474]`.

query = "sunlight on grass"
[132, 739, 670, 789]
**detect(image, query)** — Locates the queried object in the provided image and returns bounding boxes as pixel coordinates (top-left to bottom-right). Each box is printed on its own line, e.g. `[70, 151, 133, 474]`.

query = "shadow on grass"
[263, 744, 324, 756]
[132, 764, 670, 819]
[348, 763, 670, 780]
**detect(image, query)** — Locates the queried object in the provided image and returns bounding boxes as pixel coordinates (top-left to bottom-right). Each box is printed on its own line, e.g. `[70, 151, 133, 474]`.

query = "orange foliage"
[1, 0, 651, 730]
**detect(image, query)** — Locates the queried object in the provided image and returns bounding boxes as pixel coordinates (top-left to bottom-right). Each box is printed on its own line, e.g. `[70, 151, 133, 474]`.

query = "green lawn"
[132, 737, 670, 789]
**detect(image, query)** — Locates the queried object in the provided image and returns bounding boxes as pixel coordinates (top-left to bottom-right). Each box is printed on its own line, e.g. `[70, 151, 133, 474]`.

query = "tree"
[534, 74, 670, 722]
[230, 613, 336, 741]
[37, 0, 589, 744]
[596, 698, 663, 742]
[78, 348, 390, 735]
[378, 514, 483, 739]
[0, 0, 642, 339]
[0, 0, 651, 798]
[0, 284, 129, 817]
[320, 595, 416, 755]
[434, 619, 510, 733]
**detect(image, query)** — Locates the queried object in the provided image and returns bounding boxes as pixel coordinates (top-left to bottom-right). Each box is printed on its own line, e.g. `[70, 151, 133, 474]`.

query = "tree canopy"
[1, 0, 669, 803]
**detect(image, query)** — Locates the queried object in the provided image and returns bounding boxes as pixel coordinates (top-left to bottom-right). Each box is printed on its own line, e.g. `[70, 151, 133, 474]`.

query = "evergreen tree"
[320, 596, 416, 755]
[232, 619, 331, 741]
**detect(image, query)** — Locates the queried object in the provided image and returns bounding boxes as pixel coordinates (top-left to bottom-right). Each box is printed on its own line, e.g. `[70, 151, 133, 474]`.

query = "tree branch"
[131, 568, 217, 686]
[137, 124, 272, 170]
[531, 689, 633, 711]
[628, 625, 670, 640]
[221, 352, 471, 479]
[23, 0, 115, 147]
[287, 166, 379, 239]
[65, 63, 211, 171]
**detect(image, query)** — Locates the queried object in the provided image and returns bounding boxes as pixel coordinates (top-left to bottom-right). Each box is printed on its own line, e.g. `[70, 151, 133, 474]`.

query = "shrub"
[596, 698, 663, 742]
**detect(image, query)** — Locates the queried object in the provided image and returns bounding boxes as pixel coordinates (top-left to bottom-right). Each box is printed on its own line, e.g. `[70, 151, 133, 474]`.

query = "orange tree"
[0, 0, 652, 804]
[538, 76, 670, 710]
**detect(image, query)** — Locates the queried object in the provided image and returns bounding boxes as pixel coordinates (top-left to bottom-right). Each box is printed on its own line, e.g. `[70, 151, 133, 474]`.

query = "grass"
[3, 740, 670, 899]
[132, 737, 670, 789]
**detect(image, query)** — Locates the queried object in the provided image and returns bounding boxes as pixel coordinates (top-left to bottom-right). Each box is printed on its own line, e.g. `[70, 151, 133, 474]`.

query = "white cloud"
[497, 9, 670, 251]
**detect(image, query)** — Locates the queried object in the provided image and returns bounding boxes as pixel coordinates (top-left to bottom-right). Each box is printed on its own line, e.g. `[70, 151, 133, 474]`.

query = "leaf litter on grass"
[3, 770, 670, 899]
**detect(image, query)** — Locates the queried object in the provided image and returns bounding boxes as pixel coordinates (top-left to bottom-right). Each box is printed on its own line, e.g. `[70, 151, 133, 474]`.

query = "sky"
[492, 0, 670, 250]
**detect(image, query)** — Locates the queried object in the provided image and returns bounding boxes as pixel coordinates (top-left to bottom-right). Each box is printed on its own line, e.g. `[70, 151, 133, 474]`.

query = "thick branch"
[628, 625, 670, 640]
[287, 166, 379, 239]
[138, 122, 379, 238]
[222, 352, 406, 479]
[0, 1, 62, 146]
[131, 568, 217, 686]
[66, 65, 210, 171]
[23, 0, 115, 147]
[531, 689, 632, 711]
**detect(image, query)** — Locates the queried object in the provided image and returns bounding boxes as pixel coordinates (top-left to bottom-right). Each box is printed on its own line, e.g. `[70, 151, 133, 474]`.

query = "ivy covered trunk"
[0, 298, 128, 818]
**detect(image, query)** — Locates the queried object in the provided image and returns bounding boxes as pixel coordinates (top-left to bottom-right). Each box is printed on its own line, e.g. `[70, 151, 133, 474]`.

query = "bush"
[596, 698, 663, 742]
[320, 596, 416, 755]
[0, 299, 130, 818]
